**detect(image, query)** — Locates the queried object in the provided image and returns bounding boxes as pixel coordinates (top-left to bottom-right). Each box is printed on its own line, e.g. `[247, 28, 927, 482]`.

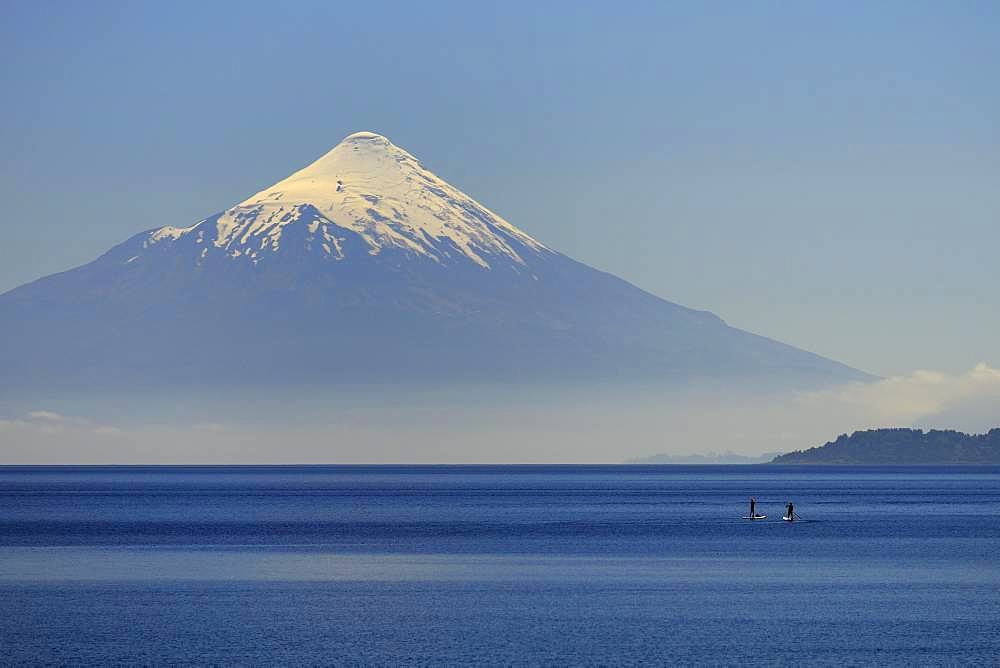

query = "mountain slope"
[0, 132, 869, 393]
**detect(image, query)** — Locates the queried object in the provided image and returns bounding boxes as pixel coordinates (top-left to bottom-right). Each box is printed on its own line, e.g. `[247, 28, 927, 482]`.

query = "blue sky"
[2, 1, 997, 377]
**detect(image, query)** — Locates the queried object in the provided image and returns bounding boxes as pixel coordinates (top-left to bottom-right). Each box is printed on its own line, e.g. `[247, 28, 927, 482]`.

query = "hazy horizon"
[2, 364, 998, 464]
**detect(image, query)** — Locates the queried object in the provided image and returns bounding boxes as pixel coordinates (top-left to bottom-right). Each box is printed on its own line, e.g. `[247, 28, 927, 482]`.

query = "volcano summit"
[0, 132, 868, 392]
[148, 131, 550, 271]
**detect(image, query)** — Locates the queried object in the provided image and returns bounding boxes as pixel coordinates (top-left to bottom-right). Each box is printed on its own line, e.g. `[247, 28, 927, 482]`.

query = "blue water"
[1, 465, 999, 665]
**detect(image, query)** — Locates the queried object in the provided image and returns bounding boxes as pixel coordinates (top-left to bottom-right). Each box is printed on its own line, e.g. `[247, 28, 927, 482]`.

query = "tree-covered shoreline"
[771, 428, 1000, 464]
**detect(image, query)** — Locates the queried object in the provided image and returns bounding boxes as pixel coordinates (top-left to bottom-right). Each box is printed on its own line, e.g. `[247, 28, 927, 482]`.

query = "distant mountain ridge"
[627, 451, 783, 464]
[0, 132, 870, 394]
[771, 428, 1000, 464]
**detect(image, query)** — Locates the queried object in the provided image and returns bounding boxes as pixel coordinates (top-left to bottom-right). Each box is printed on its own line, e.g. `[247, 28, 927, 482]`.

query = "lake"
[1, 465, 998, 664]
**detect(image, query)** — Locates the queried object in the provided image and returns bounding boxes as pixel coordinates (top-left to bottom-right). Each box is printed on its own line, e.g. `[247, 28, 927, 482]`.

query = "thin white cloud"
[27, 410, 65, 422]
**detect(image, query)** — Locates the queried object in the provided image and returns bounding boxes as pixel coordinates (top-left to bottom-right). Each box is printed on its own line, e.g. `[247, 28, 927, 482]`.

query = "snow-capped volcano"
[0, 132, 870, 393]
[148, 131, 547, 271]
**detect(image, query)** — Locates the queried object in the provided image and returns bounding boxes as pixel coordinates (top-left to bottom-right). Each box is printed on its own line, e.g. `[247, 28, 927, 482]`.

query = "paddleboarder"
[785, 501, 794, 521]
[749, 496, 757, 518]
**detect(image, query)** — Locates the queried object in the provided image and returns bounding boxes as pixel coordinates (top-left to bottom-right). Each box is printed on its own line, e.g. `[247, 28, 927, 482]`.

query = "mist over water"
[3, 367, 998, 464]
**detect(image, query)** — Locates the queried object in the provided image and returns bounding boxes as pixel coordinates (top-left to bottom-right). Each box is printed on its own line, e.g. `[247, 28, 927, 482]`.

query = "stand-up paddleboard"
[782, 516, 794, 521]
[742, 515, 767, 520]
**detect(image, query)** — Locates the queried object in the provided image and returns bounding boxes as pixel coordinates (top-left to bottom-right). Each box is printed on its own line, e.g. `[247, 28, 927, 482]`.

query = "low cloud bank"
[799, 363, 1000, 434]
[1, 365, 997, 464]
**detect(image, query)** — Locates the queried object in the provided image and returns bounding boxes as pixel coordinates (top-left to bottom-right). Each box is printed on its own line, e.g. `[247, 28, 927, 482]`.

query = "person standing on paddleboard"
[786, 501, 794, 520]
[750, 497, 756, 518]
